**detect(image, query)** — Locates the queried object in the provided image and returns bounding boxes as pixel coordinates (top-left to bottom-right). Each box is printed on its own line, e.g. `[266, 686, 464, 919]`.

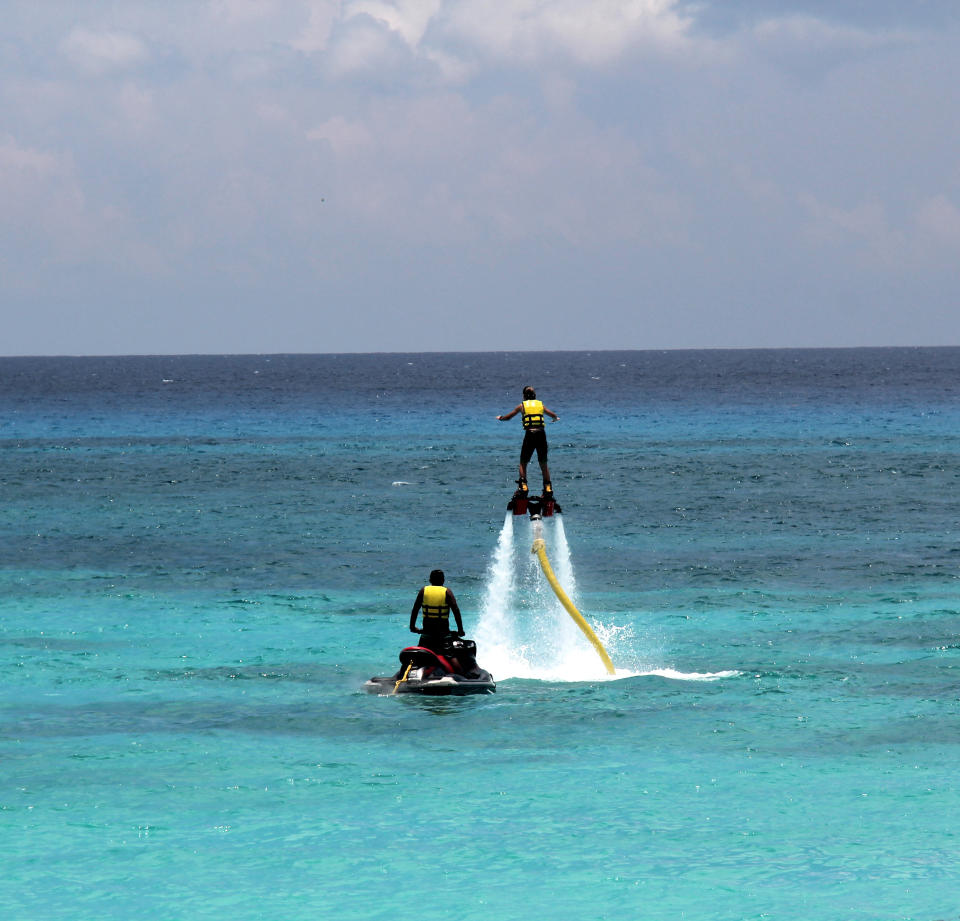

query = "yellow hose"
[531, 538, 615, 675]
[393, 660, 414, 694]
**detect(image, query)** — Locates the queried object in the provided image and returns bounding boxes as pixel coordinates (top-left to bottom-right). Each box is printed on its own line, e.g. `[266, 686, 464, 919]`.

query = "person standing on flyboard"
[497, 385, 559, 499]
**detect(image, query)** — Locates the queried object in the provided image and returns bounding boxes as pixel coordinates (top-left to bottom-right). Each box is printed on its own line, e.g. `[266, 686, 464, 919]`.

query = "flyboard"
[506, 477, 561, 519]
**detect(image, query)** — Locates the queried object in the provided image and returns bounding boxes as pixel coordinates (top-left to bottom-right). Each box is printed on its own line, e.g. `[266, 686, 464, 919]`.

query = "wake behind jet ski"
[364, 636, 496, 695]
[507, 476, 561, 519]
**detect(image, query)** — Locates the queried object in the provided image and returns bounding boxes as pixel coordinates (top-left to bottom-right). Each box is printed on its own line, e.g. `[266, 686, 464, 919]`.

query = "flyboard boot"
[541, 481, 561, 516]
[507, 473, 529, 516]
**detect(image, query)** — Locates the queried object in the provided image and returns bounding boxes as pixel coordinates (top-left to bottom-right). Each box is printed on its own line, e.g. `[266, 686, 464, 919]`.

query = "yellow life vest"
[421, 585, 450, 626]
[522, 399, 545, 429]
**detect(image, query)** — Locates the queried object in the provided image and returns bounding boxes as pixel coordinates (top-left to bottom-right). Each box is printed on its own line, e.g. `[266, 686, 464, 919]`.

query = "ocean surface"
[2, 348, 959, 920]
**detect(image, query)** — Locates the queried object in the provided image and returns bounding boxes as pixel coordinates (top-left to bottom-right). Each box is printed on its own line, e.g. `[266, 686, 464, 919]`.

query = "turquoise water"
[2, 350, 959, 920]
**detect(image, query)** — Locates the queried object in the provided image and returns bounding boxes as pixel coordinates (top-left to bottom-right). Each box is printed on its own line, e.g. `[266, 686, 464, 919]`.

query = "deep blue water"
[2, 349, 960, 920]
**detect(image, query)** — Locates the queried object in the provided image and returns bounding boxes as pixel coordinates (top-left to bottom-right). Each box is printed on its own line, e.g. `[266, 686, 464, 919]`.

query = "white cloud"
[208, 0, 287, 24]
[306, 0, 692, 75]
[297, 89, 685, 254]
[292, 1, 342, 52]
[915, 194, 960, 250]
[44, 1, 693, 84]
[325, 16, 407, 75]
[60, 27, 149, 75]
[753, 15, 901, 49]
[800, 194, 893, 250]
[438, 0, 692, 66]
[116, 84, 158, 133]
[798, 189, 960, 275]
[0, 136, 88, 251]
[307, 115, 374, 156]
[746, 13, 921, 83]
[0, 135, 162, 278]
[346, 0, 442, 46]
[0, 136, 60, 177]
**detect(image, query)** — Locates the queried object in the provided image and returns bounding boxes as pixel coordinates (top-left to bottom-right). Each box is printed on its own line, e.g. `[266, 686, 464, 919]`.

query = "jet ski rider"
[410, 569, 465, 655]
[497, 385, 559, 497]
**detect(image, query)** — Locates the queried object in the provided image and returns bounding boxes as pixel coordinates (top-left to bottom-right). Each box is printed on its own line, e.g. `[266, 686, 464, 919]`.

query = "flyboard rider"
[497, 385, 559, 499]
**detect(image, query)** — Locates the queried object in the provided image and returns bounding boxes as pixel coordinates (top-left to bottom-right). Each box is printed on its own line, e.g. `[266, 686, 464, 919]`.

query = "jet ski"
[507, 477, 561, 519]
[364, 637, 496, 695]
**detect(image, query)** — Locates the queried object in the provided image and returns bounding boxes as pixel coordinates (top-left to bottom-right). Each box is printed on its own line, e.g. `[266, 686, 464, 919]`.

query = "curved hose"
[393, 660, 414, 694]
[531, 538, 615, 675]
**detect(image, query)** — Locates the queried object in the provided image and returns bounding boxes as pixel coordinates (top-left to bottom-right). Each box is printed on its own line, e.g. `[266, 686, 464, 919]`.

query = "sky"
[2, 0, 960, 356]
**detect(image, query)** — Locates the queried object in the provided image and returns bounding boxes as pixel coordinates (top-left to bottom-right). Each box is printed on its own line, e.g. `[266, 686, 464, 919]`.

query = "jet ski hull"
[364, 640, 496, 695]
[363, 669, 496, 695]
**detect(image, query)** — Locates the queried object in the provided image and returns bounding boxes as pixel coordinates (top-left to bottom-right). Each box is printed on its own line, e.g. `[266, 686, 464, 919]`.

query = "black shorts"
[418, 631, 453, 654]
[520, 428, 548, 466]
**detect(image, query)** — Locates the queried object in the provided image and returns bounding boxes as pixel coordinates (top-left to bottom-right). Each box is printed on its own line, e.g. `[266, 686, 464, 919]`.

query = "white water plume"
[552, 515, 577, 596]
[476, 514, 515, 648]
[475, 515, 739, 683]
[476, 515, 619, 681]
